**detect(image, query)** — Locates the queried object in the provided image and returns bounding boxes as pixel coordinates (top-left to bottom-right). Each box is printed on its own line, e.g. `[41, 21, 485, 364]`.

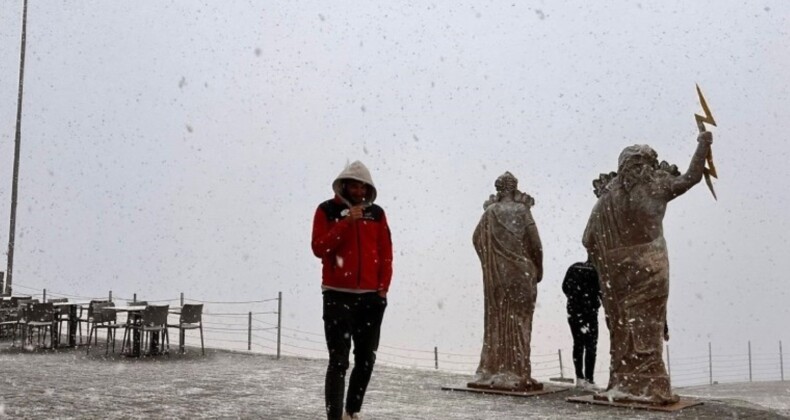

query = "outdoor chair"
[167, 303, 204, 355]
[77, 300, 109, 345]
[47, 298, 68, 303]
[86, 302, 122, 355]
[4, 300, 36, 346]
[123, 304, 169, 356]
[0, 300, 18, 335]
[22, 302, 55, 349]
[9, 296, 33, 306]
[47, 298, 69, 342]
[0, 304, 20, 339]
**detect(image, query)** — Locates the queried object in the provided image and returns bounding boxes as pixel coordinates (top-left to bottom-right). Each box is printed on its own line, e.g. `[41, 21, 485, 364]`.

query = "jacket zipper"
[355, 216, 362, 288]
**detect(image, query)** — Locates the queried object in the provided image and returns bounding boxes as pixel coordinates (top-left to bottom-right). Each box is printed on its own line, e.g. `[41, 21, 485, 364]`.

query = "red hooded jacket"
[311, 161, 393, 292]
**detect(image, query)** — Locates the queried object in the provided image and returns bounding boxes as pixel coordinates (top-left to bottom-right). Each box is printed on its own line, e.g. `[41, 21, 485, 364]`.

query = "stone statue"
[582, 131, 713, 404]
[469, 171, 544, 392]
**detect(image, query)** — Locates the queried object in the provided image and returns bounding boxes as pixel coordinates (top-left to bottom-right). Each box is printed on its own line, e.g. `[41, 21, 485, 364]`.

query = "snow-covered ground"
[679, 381, 790, 417]
[0, 342, 787, 419]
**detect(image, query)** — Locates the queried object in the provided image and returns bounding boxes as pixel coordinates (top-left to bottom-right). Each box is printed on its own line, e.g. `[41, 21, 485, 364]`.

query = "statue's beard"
[619, 164, 656, 192]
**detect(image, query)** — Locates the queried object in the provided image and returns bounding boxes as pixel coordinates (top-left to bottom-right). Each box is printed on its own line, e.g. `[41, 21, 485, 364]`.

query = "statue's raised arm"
[666, 131, 713, 199]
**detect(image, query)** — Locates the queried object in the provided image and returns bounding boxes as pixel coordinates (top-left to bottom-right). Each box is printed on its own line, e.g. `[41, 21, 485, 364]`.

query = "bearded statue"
[582, 132, 713, 404]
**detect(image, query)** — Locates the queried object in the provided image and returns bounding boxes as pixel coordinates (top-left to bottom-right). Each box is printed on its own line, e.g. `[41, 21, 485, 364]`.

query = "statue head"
[617, 145, 658, 173]
[494, 171, 518, 193]
[484, 171, 534, 209]
[616, 145, 660, 191]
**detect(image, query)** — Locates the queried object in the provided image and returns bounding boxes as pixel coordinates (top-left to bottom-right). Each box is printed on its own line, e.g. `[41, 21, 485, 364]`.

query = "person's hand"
[348, 206, 364, 221]
[698, 131, 713, 145]
[377, 290, 387, 298]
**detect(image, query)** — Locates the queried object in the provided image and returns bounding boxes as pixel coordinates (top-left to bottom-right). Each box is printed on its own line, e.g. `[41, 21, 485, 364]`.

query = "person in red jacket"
[311, 160, 392, 420]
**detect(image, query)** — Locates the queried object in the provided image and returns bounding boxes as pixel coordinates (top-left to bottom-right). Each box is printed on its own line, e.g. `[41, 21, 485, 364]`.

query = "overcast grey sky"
[1, 0, 789, 371]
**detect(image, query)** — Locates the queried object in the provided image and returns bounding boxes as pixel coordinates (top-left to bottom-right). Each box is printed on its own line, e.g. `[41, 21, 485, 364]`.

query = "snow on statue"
[469, 171, 544, 392]
[583, 131, 713, 404]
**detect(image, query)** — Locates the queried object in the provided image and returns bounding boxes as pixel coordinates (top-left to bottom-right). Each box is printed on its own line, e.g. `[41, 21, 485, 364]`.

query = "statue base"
[567, 394, 703, 412]
[591, 392, 679, 405]
[466, 381, 544, 392]
[441, 383, 565, 398]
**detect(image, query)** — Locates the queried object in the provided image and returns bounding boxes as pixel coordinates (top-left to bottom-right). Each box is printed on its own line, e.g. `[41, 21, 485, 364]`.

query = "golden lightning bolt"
[695, 84, 717, 199]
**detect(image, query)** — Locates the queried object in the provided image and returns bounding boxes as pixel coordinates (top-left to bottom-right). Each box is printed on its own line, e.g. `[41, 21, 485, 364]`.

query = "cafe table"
[105, 305, 148, 356]
[50, 301, 87, 348]
[107, 304, 176, 357]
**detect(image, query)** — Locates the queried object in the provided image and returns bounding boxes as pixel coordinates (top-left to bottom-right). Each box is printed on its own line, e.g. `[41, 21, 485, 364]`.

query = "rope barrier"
[205, 311, 275, 316]
[378, 343, 436, 354]
[277, 333, 326, 346]
[185, 297, 279, 304]
[436, 359, 477, 366]
[203, 328, 246, 335]
[376, 351, 435, 362]
[204, 326, 273, 332]
[112, 295, 179, 303]
[13, 283, 104, 300]
[279, 341, 326, 353]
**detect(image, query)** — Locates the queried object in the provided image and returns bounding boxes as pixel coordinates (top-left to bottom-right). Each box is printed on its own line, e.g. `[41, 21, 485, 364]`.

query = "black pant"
[323, 291, 387, 420]
[568, 312, 598, 382]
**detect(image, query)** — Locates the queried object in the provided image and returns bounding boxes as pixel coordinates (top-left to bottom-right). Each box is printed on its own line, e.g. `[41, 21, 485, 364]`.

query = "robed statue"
[583, 131, 713, 404]
[469, 171, 544, 392]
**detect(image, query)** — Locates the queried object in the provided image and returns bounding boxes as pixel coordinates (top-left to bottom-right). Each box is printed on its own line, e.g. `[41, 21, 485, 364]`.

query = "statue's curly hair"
[592, 171, 617, 198]
[592, 160, 679, 198]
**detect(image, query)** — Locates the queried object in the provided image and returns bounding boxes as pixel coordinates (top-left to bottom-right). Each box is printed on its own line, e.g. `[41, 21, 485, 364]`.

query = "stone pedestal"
[567, 394, 703, 412]
[442, 384, 565, 398]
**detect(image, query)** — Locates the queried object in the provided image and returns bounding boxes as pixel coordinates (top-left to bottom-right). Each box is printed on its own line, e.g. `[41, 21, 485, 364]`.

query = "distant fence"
[667, 342, 787, 386]
[9, 282, 788, 387]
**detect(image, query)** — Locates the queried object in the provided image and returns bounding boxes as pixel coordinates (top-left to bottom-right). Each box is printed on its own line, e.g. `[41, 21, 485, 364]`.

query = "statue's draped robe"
[584, 187, 676, 403]
[472, 200, 539, 389]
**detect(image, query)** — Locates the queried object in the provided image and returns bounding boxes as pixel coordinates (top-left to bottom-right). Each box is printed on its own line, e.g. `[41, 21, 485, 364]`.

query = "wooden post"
[780, 341, 784, 381]
[748, 341, 752, 382]
[43, 288, 46, 302]
[133, 293, 136, 303]
[709, 342, 713, 385]
[434, 346, 439, 370]
[277, 291, 282, 359]
[109, 290, 112, 302]
[558, 349, 564, 379]
[5, 0, 30, 297]
[180, 292, 184, 307]
[248, 311, 252, 351]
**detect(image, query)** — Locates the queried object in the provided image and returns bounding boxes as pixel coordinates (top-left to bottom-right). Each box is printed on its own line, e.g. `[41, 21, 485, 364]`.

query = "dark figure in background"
[562, 259, 601, 388]
[311, 161, 393, 420]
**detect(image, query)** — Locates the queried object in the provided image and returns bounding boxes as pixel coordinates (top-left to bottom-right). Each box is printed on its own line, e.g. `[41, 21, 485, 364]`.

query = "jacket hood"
[332, 160, 377, 205]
